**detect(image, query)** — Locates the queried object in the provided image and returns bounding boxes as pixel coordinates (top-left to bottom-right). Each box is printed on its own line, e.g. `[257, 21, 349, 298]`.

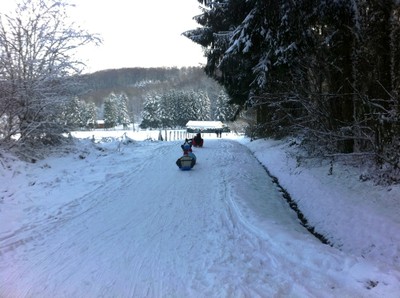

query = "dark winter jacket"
[181, 139, 193, 152]
[192, 134, 203, 147]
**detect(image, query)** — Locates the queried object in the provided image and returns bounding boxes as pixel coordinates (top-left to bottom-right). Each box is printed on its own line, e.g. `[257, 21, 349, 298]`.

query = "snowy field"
[1, 128, 399, 297]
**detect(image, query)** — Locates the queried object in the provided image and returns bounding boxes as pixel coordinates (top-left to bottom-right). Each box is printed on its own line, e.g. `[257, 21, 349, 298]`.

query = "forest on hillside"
[75, 67, 227, 124]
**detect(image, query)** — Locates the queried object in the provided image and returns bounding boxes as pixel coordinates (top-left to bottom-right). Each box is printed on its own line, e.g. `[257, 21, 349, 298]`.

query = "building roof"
[185, 121, 224, 129]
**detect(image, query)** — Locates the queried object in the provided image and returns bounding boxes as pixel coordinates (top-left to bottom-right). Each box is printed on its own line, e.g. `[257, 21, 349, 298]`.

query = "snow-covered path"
[1, 138, 399, 297]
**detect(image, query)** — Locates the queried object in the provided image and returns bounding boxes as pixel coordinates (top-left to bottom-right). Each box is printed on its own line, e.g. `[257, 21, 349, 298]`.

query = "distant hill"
[76, 67, 224, 120]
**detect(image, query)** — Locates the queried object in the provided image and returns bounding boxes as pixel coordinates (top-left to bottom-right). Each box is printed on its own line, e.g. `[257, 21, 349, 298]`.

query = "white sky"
[2, 0, 206, 73]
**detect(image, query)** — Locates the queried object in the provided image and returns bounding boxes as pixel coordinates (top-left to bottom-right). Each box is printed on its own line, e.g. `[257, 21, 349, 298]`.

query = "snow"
[1, 129, 399, 297]
[186, 120, 225, 129]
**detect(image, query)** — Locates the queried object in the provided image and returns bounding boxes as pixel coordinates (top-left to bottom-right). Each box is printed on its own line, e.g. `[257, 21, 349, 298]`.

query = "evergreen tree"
[103, 97, 118, 128]
[194, 91, 211, 121]
[140, 94, 161, 129]
[185, 0, 400, 180]
[139, 89, 215, 129]
[159, 91, 176, 128]
[214, 90, 236, 121]
[116, 93, 131, 128]
[184, 0, 254, 106]
[63, 97, 81, 129]
[84, 102, 97, 129]
[62, 97, 98, 129]
[173, 91, 191, 127]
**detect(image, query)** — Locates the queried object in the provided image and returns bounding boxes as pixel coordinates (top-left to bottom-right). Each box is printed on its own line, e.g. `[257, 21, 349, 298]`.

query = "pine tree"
[194, 91, 211, 121]
[140, 94, 161, 129]
[116, 93, 131, 128]
[214, 90, 236, 121]
[84, 102, 97, 129]
[184, 0, 254, 106]
[103, 97, 118, 128]
[63, 97, 81, 129]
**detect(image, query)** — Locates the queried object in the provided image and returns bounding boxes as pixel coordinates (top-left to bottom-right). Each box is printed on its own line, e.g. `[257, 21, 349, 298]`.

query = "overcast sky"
[2, 0, 206, 73]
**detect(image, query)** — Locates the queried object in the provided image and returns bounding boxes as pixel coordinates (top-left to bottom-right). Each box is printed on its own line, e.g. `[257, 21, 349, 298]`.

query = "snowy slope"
[1, 132, 399, 297]
[242, 138, 400, 272]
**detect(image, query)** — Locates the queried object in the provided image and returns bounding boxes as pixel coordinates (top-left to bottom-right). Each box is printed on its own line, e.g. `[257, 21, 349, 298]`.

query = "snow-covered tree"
[0, 0, 100, 144]
[116, 93, 131, 128]
[140, 94, 161, 129]
[60, 97, 98, 130]
[181, 91, 199, 123]
[83, 102, 97, 129]
[102, 93, 132, 129]
[159, 90, 178, 128]
[194, 91, 211, 121]
[184, 0, 254, 107]
[214, 90, 236, 121]
[103, 97, 118, 129]
[139, 89, 214, 129]
[185, 0, 400, 181]
[63, 97, 82, 129]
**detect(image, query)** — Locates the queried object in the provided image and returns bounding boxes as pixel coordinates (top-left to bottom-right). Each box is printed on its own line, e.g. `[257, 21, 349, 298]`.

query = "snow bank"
[242, 138, 400, 271]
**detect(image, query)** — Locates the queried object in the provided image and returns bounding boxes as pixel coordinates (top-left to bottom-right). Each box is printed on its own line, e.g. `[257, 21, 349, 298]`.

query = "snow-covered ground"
[1, 129, 399, 297]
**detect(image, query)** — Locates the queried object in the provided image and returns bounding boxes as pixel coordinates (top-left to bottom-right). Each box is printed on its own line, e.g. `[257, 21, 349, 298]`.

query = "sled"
[192, 139, 204, 148]
[188, 152, 196, 163]
[176, 155, 195, 170]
